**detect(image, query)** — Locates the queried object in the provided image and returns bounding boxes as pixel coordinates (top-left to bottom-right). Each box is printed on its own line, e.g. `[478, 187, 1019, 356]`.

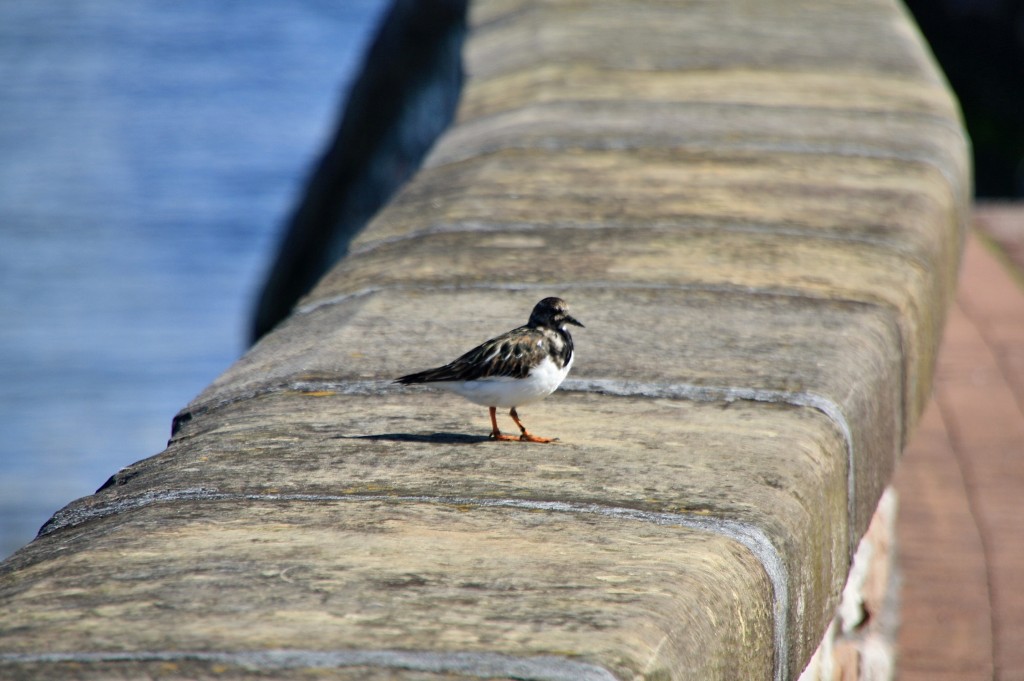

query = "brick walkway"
[895, 204, 1024, 680]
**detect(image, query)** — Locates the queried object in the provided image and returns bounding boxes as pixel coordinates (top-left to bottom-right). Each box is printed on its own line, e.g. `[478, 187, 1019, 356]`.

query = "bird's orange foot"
[490, 431, 520, 441]
[519, 432, 556, 443]
[506, 408, 556, 443]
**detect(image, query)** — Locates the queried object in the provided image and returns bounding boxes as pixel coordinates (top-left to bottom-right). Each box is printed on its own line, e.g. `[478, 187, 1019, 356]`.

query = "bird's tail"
[394, 368, 447, 385]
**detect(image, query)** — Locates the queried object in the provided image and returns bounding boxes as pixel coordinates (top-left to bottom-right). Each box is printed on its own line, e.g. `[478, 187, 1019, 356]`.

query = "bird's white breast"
[440, 354, 572, 408]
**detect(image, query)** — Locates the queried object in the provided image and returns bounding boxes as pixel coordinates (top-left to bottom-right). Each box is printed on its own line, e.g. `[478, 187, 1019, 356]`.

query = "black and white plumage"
[395, 297, 584, 442]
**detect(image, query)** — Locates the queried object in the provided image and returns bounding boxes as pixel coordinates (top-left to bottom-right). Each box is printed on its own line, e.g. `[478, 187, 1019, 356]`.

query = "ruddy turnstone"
[395, 297, 583, 442]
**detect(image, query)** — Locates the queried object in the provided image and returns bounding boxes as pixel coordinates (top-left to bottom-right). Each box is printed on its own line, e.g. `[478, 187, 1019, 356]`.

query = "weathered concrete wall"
[0, 1, 969, 680]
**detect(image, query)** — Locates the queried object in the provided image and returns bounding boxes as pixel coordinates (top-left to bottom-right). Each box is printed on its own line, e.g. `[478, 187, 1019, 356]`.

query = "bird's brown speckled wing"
[396, 326, 548, 384]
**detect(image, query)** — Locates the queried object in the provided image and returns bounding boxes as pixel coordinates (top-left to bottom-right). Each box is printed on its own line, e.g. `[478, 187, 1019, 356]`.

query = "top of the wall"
[0, 1, 969, 680]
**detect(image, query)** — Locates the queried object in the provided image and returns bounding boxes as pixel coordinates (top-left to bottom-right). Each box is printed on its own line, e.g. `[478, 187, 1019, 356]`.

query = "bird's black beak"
[565, 314, 584, 328]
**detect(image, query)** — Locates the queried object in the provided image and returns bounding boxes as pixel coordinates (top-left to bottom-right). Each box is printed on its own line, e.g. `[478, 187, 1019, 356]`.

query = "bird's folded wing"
[397, 327, 546, 383]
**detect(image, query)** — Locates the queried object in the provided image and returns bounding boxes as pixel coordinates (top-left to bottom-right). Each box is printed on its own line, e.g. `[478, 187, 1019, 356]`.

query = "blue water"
[0, 1, 389, 559]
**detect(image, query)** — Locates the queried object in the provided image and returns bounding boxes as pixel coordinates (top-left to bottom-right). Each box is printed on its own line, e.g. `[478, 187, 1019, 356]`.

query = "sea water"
[0, 0, 388, 559]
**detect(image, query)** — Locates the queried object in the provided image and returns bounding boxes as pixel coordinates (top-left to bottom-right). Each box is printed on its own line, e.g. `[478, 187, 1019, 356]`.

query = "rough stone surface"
[323, 190, 949, 427]
[1, 499, 776, 679]
[464, 1, 949, 81]
[0, 665, 526, 681]
[0, 0, 968, 679]
[190, 287, 899, 551]
[30, 389, 848, 674]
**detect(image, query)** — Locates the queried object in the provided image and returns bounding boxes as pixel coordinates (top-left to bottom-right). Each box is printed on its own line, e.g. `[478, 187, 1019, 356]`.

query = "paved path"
[896, 205, 1024, 680]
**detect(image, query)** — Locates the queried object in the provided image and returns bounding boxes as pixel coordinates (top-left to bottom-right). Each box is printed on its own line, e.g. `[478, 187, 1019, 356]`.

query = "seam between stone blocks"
[171, 373, 855, 680]
[563, 379, 857, 552]
[434, 152, 965, 208]
[293, 276, 913, 319]
[292, 275, 894, 550]
[0, 650, 617, 681]
[424, 112, 968, 202]
[37, 489, 790, 681]
[177, 374, 858, 558]
[290, 279, 911, 460]
[162, 281, 879, 681]
[343, 218, 938, 266]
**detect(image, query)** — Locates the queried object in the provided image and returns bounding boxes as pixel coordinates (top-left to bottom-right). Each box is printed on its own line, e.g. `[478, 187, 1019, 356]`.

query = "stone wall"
[0, 1, 969, 679]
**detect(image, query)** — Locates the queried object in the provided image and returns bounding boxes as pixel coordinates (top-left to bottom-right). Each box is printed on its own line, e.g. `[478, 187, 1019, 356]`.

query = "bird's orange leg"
[509, 407, 555, 443]
[489, 406, 519, 441]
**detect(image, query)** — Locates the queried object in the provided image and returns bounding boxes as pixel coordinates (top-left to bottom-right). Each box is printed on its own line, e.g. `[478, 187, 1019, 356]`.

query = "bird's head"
[528, 297, 584, 330]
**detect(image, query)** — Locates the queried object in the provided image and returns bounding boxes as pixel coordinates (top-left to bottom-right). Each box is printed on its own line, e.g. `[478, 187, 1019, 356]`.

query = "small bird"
[395, 297, 584, 442]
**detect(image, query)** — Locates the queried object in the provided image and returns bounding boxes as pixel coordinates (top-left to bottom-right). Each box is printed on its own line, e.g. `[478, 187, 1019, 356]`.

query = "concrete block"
[3, 499, 773, 680]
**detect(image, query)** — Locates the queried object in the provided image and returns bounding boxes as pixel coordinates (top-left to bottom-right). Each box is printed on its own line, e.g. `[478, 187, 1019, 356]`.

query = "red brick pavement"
[896, 205, 1024, 681]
